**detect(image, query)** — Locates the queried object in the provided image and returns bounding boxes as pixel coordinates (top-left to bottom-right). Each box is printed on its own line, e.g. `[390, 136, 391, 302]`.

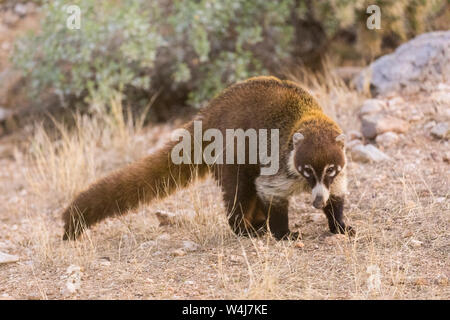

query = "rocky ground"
[0, 80, 448, 299]
[0, 8, 448, 299]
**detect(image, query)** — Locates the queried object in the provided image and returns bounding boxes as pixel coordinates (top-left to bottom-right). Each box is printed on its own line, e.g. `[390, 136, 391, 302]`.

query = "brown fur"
[62, 76, 351, 240]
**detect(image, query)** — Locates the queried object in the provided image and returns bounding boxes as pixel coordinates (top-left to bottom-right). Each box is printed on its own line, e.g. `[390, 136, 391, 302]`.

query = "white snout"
[312, 183, 330, 209]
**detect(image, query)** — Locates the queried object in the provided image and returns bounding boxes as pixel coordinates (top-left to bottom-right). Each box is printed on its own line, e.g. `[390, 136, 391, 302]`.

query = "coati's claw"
[275, 230, 300, 241]
[330, 224, 355, 237]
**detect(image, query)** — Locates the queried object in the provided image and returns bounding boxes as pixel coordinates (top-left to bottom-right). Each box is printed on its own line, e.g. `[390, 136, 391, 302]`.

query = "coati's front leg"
[323, 195, 355, 236]
[217, 165, 297, 240]
[260, 198, 299, 240]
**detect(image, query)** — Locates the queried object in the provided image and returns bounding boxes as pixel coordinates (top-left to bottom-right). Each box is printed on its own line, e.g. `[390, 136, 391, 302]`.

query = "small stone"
[361, 114, 409, 139]
[98, 258, 111, 267]
[434, 275, 448, 286]
[63, 265, 82, 295]
[172, 249, 186, 256]
[346, 139, 363, 149]
[139, 240, 156, 249]
[424, 121, 436, 130]
[430, 123, 449, 139]
[309, 213, 323, 223]
[3, 10, 19, 26]
[402, 231, 413, 238]
[295, 241, 305, 248]
[347, 130, 363, 141]
[0, 108, 12, 122]
[375, 132, 399, 148]
[443, 152, 450, 163]
[351, 144, 391, 162]
[359, 99, 385, 116]
[435, 197, 446, 203]
[0, 251, 19, 264]
[414, 278, 428, 286]
[410, 239, 423, 247]
[182, 240, 199, 252]
[230, 255, 244, 263]
[14, 3, 28, 17]
[156, 233, 170, 241]
[184, 280, 195, 285]
[387, 96, 405, 107]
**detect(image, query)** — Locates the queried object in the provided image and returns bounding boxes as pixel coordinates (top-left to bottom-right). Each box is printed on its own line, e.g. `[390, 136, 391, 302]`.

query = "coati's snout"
[311, 183, 330, 209]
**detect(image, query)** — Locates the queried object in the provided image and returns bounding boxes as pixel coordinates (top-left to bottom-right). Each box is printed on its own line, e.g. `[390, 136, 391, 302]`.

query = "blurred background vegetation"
[7, 0, 450, 122]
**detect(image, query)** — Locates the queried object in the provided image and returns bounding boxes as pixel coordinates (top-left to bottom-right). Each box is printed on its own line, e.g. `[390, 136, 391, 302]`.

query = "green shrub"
[12, 0, 447, 113]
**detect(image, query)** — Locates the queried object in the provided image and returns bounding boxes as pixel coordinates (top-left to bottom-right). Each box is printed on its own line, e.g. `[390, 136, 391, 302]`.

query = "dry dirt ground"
[0, 85, 448, 300]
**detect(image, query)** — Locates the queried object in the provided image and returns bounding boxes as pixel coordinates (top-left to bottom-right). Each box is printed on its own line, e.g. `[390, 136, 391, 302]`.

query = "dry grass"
[0, 77, 448, 300]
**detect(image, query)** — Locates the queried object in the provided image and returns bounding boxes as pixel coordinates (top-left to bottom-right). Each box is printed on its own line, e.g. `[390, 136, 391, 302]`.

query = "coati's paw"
[274, 230, 300, 241]
[330, 224, 355, 237]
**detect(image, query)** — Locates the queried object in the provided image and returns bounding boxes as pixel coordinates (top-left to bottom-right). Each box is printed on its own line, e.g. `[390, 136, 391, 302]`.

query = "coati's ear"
[335, 133, 346, 147]
[293, 132, 304, 146]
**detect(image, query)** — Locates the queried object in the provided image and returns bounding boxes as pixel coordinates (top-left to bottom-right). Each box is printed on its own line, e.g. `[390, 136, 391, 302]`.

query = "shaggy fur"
[62, 76, 354, 240]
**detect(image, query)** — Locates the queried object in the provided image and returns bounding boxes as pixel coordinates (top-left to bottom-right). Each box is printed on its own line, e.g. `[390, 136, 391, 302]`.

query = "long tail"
[62, 123, 207, 240]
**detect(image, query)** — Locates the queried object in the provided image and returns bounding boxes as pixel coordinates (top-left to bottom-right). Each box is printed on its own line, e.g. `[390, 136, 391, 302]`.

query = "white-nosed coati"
[62, 76, 354, 241]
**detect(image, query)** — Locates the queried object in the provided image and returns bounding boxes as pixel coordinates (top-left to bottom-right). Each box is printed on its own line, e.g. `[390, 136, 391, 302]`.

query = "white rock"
[375, 132, 399, 148]
[0, 251, 19, 264]
[430, 123, 449, 139]
[63, 265, 82, 295]
[309, 213, 323, 223]
[347, 130, 363, 141]
[355, 31, 450, 95]
[410, 239, 423, 247]
[156, 233, 170, 241]
[182, 240, 199, 252]
[0, 108, 12, 121]
[361, 114, 409, 139]
[139, 240, 156, 249]
[351, 144, 391, 162]
[359, 99, 385, 116]
[14, 3, 28, 16]
[387, 96, 405, 107]
[172, 249, 186, 257]
[346, 139, 363, 149]
[424, 121, 436, 130]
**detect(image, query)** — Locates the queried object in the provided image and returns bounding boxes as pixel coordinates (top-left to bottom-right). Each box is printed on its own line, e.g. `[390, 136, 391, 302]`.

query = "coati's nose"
[313, 196, 325, 209]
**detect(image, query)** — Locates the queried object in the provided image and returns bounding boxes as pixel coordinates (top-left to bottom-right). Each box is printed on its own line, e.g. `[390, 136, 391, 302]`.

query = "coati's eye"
[299, 165, 314, 178]
[326, 166, 336, 177]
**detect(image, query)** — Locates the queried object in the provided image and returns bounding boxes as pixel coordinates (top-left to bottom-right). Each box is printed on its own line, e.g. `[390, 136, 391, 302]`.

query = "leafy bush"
[13, 0, 448, 114]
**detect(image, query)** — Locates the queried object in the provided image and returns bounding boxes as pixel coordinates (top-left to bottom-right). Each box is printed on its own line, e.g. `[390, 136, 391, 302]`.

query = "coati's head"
[290, 122, 346, 209]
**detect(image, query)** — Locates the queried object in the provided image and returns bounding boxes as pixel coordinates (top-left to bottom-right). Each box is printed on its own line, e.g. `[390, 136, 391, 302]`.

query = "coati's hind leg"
[215, 166, 267, 237]
[323, 195, 355, 236]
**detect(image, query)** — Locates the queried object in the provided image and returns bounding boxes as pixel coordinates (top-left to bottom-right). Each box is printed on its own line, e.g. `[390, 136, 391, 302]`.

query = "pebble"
[375, 131, 399, 148]
[0, 251, 19, 264]
[410, 239, 423, 247]
[351, 144, 391, 162]
[361, 114, 409, 139]
[430, 122, 449, 139]
[172, 249, 186, 257]
[359, 99, 385, 116]
[182, 240, 199, 252]
[139, 240, 156, 249]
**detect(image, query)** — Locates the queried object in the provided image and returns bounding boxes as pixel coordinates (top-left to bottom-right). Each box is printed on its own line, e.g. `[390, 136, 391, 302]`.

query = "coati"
[62, 76, 354, 241]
